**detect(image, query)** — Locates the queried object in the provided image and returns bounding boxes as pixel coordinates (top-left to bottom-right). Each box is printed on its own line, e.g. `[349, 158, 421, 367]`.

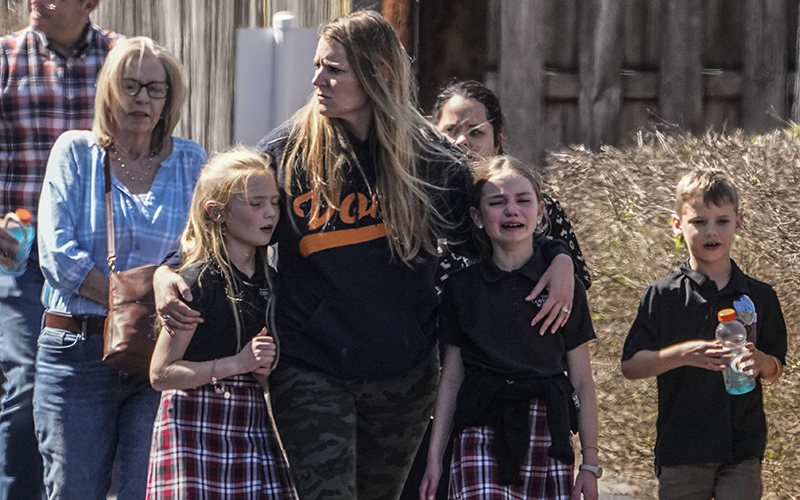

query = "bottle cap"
[718, 308, 737, 322]
[14, 208, 31, 224]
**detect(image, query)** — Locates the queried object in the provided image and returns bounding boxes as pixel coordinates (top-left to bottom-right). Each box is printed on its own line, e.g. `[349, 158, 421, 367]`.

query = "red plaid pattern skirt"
[146, 375, 297, 499]
[449, 400, 573, 500]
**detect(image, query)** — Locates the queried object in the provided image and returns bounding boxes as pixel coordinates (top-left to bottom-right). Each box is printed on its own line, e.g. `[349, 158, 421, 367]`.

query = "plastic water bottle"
[733, 294, 757, 344]
[1, 208, 35, 277]
[715, 308, 756, 395]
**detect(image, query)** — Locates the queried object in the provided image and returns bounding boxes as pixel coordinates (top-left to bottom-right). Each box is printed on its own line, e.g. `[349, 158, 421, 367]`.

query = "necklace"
[109, 143, 157, 183]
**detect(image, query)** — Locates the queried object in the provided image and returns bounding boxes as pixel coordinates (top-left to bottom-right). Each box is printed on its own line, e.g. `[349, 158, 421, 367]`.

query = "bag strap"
[104, 151, 117, 272]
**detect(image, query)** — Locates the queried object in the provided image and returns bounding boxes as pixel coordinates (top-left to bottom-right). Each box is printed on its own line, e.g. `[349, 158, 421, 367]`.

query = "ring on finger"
[561, 306, 571, 314]
[163, 314, 172, 320]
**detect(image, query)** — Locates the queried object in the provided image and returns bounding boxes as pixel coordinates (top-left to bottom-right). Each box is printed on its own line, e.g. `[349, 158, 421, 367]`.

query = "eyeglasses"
[121, 79, 169, 99]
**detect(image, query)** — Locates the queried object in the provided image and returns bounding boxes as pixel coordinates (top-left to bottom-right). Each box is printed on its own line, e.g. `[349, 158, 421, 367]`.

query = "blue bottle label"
[1, 226, 35, 277]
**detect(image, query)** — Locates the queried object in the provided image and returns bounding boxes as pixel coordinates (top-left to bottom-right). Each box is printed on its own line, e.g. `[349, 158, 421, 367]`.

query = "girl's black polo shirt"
[439, 246, 595, 376]
[179, 259, 273, 362]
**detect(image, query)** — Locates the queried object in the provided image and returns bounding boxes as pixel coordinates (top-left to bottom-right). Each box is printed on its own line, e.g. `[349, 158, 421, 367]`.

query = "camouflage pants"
[269, 350, 439, 500]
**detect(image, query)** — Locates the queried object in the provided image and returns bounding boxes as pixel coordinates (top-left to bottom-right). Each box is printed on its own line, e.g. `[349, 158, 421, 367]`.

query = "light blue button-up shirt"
[38, 130, 207, 316]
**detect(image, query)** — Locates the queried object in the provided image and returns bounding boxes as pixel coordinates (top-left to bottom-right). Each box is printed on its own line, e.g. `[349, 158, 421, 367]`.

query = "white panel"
[271, 26, 319, 132]
[235, 18, 318, 147]
[235, 28, 275, 146]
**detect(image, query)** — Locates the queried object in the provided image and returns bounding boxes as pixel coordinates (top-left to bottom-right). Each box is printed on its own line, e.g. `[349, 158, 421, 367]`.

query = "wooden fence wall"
[499, 0, 798, 163]
[5, 1, 800, 163]
[1, 0, 26, 34]
[414, 0, 800, 165]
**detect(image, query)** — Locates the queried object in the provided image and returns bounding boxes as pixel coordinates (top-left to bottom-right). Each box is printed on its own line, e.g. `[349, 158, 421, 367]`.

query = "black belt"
[44, 311, 106, 334]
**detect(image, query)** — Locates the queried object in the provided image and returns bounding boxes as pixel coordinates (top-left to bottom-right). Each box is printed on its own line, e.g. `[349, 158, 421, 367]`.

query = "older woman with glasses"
[34, 37, 207, 500]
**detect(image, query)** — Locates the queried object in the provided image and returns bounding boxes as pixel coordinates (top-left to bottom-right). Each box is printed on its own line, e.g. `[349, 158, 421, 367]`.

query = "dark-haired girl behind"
[431, 79, 591, 290]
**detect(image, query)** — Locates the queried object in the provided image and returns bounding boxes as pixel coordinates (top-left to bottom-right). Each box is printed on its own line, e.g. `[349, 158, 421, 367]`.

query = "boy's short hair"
[675, 170, 739, 216]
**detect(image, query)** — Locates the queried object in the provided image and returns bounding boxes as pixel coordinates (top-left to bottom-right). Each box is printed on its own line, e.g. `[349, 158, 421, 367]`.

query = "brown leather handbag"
[102, 154, 158, 376]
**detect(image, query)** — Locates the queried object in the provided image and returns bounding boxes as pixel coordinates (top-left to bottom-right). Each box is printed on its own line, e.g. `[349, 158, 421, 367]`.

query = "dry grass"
[548, 129, 800, 499]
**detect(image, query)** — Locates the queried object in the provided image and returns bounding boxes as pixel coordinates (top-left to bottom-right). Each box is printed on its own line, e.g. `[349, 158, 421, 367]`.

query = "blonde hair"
[179, 148, 277, 351]
[471, 155, 543, 255]
[675, 170, 739, 216]
[93, 36, 187, 153]
[281, 10, 454, 264]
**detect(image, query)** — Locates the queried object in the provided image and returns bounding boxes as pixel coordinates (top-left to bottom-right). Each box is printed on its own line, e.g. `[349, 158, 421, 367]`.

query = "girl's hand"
[419, 462, 442, 500]
[527, 254, 574, 334]
[154, 265, 203, 335]
[572, 469, 598, 500]
[234, 329, 275, 373]
[249, 328, 276, 374]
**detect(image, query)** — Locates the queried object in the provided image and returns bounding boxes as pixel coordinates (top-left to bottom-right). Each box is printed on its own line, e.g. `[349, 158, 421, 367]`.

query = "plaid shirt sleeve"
[0, 25, 118, 219]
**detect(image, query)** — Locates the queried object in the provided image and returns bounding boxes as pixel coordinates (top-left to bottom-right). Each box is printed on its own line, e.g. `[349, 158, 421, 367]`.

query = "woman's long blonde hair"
[179, 148, 277, 351]
[282, 10, 455, 264]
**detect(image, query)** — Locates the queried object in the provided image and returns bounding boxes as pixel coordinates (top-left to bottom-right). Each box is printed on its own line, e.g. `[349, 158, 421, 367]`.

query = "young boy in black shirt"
[621, 170, 786, 500]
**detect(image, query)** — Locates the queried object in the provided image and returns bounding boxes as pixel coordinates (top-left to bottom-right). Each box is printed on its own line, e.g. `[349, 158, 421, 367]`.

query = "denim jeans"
[0, 245, 45, 500]
[33, 324, 160, 500]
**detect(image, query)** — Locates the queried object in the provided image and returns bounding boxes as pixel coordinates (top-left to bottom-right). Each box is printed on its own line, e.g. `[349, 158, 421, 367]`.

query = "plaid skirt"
[146, 374, 297, 500]
[449, 400, 573, 500]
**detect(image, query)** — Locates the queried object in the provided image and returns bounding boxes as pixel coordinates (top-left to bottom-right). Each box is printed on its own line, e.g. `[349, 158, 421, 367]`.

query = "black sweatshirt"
[257, 127, 569, 380]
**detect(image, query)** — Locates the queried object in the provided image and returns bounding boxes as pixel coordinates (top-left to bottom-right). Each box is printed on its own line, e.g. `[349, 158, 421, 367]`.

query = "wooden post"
[744, 0, 787, 133]
[659, 0, 703, 133]
[415, 0, 490, 112]
[499, 0, 543, 165]
[578, 0, 623, 150]
[794, 3, 800, 123]
[383, 0, 414, 52]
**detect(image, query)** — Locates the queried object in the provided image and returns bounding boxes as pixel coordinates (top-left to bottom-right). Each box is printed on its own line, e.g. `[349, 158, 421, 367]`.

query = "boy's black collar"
[679, 259, 751, 294]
